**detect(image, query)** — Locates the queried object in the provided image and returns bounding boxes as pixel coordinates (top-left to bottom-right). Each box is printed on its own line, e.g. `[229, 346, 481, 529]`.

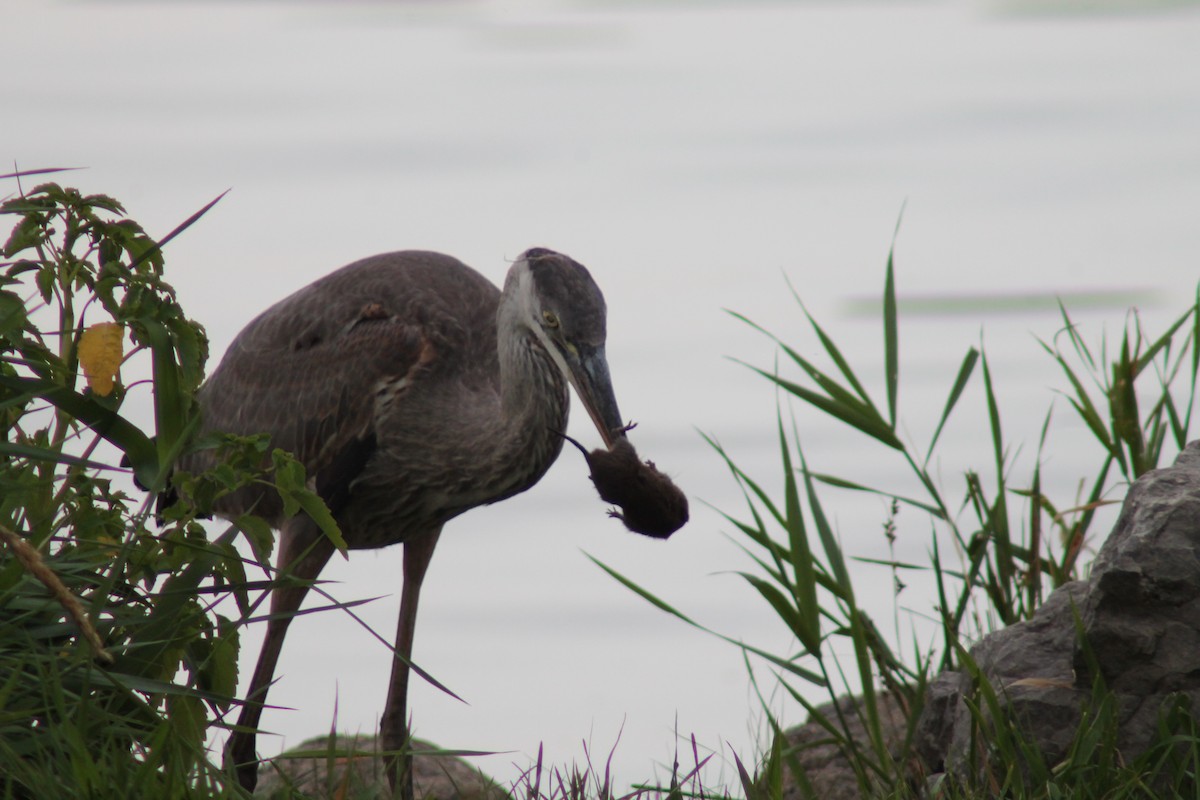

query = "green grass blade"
[0, 374, 158, 487]
[883, 244, 899, 427]
[796, 447, 853, 599]
[738, 572, 814, 652]
[704, 430, 789, 531]
[925, 347, 979, 464]
[587, 555, 701, 626]
[980, 354, 1014, 591]
[1041, 335, 1125, 471]
[127, 189, 229, 272]
[588, 555, 826, 686]
[851, 555, 930, 572]
[0, 441, 115, 471]
[808, 471, 946, 518]
[747, 366, 904, 450]
[0, 166, 82, 181]
[1058, 300, 1099, 373]
[1191, 282, 1200, 400]
[730, 305, 875, 410]
[1131, 301, 1193, 378]
[778, 409, 821, 655]
[139, 319, 184, 463]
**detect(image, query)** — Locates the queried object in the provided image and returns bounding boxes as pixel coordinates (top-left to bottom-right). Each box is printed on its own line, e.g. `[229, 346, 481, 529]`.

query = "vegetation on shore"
[2, 173, 1198, 798]
[607, 236, 1200, 798]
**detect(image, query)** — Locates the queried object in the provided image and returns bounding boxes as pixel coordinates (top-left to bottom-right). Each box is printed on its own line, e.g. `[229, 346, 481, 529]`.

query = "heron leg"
[382, 526, 443, 800]
[227, 516, 336, 791]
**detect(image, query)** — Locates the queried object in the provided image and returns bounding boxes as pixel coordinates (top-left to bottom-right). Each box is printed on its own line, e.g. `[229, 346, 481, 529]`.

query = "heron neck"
[490, 307, 570, 501]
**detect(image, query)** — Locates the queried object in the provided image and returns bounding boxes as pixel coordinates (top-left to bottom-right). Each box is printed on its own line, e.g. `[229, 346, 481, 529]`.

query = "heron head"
[508, 247, 625, 448]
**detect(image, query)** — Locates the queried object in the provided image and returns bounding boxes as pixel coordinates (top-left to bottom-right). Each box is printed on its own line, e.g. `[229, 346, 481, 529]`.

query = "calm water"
[7, 0, 1200, 787]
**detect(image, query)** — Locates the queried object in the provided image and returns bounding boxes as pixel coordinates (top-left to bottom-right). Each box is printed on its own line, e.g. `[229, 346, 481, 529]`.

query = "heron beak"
[566, 343, 625, 449]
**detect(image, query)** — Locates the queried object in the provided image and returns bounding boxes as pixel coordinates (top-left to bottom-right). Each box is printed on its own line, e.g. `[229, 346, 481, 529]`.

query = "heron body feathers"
[186, 250, 582, 547]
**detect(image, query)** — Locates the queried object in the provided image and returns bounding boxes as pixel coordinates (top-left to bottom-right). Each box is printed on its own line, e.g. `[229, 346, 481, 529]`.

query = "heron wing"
[183, 251, 504, 524]
[194, 296, 434, 519]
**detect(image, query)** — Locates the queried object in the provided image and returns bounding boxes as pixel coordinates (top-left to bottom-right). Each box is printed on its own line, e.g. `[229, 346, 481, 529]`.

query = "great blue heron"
[183, 248, 628, 797]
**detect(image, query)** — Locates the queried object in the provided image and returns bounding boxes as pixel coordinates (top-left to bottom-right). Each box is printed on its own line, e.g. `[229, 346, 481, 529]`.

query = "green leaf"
[729, 749, 759, 800]
[139, 320, 185, 459]
[741, 572, 819, 654]
[0, 289, 27, 338]
[34, 263, 55, 304]
[271, 449, 348, 554]
[728, 305, 880, 415]
[271, 451, 307, 519]
[0, 166, 79, 181]
[588, 554, 700, 624]
[128, 189, 229, 272]
[235, 514, 275, 563]
[204, 617, 240, 703]
[169, 314, 208, 393]
[883, 244, 899, 427]
[778, 410, 821, 655]
[591, 553, 827, 684]
[748, 366, 904, 450]
[773, 297, 877, 410]
[166, 693, 207, 754]
[704, 430, 788, 530]
[808, 471, 946, 518]
[0, 441, 114, 471]
[1132, 301, 1192, 378]
[290, 489, 348, 554]
[94, 669, 231, 703]
[926, 347, 979, 465]
[0, 373, 159, 487]
[1, 214, 46, 257]
[798, 447, 852, 597]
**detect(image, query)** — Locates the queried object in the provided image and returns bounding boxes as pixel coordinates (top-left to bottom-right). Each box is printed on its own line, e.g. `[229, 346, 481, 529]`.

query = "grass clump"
[603, 234, 1200, 798]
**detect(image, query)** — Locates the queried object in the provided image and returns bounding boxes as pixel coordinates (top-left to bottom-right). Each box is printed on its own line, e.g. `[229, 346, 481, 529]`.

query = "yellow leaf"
[78, 322, 124, 396]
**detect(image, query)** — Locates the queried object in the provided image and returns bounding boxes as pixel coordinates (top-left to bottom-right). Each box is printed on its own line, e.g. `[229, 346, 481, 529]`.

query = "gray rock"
[775, 693, 910, 800]
[253, 734, 508, 800]
[916, 441, 1200, 784]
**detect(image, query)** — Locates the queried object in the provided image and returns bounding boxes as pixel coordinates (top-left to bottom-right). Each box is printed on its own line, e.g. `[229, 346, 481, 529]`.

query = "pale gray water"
[6, 0, 1200, 788]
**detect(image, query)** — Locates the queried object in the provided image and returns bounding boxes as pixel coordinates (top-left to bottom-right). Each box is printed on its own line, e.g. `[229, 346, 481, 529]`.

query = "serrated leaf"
[2, 215, 45, 257]
[291, 489, 348, 554]
[235, 514, 275, 563]
[0, 290, 27, 338]
[271, 451, 307, 519]
[271, 450, 347, 554]
[205, 617, 240, 704]
[35, 265, 55, 304]
[166, 692, 207, 755]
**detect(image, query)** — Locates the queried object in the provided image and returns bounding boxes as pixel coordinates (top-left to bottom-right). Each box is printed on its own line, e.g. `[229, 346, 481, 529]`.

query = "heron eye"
[542, 310, 560, 328]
